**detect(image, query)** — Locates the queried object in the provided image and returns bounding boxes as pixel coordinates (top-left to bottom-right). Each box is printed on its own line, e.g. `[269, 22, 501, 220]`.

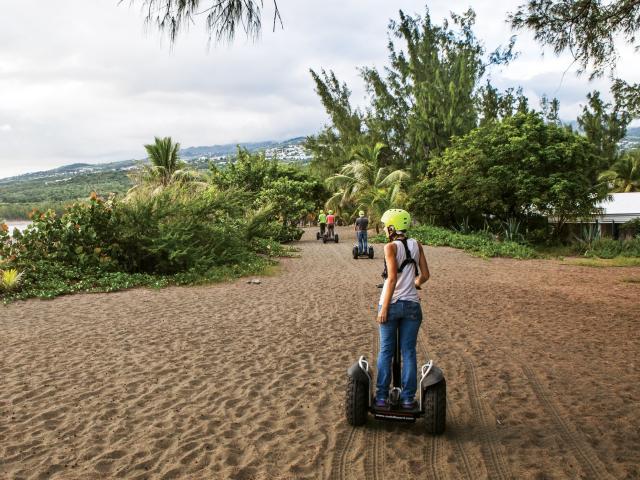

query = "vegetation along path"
[1, 227, 639, 479]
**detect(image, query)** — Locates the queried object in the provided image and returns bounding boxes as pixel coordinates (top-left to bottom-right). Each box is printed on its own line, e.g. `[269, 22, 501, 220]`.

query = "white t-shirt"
[379, 238, 420, 305]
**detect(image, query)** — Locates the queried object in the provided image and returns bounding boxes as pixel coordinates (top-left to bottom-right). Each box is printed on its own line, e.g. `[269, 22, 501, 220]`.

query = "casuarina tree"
[124, 0, 282, 44]
[510, 0, 640, 117]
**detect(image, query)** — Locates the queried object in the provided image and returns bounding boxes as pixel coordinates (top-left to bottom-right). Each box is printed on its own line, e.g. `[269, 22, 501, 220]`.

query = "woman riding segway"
[345, 208, 445, 433]
[376, 209, 430, 409]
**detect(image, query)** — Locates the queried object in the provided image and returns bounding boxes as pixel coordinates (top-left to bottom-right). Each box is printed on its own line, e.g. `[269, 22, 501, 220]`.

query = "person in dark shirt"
[354, 210, 369, 254]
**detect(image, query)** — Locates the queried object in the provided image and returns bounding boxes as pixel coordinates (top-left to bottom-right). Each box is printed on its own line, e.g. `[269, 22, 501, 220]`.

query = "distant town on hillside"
[1, 128, 639, 220]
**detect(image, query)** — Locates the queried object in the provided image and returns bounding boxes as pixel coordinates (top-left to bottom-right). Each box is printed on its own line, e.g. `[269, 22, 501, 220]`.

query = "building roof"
[598, 192, 640, 215]
[548, 192, 640, 224]
[596, 192, 640, 222]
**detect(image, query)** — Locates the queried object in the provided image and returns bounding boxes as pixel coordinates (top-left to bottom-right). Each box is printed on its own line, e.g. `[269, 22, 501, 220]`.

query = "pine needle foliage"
[124, 0, 282, 44]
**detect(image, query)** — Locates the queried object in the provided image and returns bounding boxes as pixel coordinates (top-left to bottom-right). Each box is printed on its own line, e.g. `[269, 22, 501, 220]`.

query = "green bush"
[569, 234, 640, 259]
[622, 238, 640, 256]
[211, 148, 325, 243]
[372, 225, 538, 259]
[409, 113, 608, 233]
[112, 187, 252, 274]
[0, 149, 326, 302]
[584, 239, 622, 258]
[621, 218, 640, 238]
[0, 187, 289, 301]
[5, 196, 120, 271]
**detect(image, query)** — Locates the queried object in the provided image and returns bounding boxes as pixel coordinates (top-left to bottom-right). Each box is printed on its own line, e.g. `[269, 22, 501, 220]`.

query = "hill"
[620, 126, 640, 150]
[0, 137, 311, 219]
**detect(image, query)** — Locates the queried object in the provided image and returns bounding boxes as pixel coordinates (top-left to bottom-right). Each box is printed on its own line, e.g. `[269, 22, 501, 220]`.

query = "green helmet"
[328, 210, 334, 215]
[359, 210, 365, 217]
[320, 210, 324, 214]
[381, 209, 411, 231]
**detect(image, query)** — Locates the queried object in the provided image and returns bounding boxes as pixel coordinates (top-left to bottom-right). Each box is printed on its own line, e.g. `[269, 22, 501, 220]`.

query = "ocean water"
[5, 221, 31, 232]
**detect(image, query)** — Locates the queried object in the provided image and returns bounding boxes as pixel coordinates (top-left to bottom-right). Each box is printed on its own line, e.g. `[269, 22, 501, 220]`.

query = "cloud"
[0, 0, 638, 178]
[0, 124, 11, 132]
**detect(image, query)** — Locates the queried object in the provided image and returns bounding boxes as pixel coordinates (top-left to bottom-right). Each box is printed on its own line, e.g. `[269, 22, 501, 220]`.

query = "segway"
[322, 225, 339, 243]
[345, 290, 446, 433]
[352, 244, 374, 259]
[317, 224, 326, 240]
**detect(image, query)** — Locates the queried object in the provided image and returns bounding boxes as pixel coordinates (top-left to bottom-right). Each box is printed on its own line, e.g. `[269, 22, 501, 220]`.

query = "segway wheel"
[334, 234, 339, 243]
[352, 246, 358, 259]
[322, 235, 327, 244]
[316, 232, 321, 240]
[368, 246, 374, 259]
[346, 376, 369, 426]
[423, 379, 446, 435]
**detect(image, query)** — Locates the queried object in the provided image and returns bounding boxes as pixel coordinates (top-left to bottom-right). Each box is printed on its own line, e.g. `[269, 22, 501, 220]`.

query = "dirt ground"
[1, 227, 639, 479]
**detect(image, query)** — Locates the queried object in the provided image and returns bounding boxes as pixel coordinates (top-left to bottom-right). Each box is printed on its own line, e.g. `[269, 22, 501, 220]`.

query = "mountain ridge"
[0, 136, 309, 183]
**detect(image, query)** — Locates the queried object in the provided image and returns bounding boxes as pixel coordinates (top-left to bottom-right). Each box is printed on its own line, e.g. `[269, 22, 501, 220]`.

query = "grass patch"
[2, 256, 278, 303]
[562, 257, 640, 268]
[622, 277, 640, 283]
[373, 225, 640, 264]
[372, 225, 538, 259]
[532, 244, 574, 258]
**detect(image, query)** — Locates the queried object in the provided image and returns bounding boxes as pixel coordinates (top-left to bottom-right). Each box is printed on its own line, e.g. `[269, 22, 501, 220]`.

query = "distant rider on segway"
[326, 210, 336, 239]
[318, 210, 327, 237]
[376, 209, 430, 409]
[355, 210, 369, 255]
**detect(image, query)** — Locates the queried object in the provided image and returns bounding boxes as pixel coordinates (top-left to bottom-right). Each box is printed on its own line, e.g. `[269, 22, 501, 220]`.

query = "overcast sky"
[0, 0, 637, 178]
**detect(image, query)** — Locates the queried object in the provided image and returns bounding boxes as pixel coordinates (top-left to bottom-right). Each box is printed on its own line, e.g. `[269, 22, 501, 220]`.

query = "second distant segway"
[323, 225, 339, 243]
[352, 245, 374, 259]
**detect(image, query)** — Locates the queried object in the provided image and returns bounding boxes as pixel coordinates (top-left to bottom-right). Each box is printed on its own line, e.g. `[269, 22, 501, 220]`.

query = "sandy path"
[1, 227, 639, 479]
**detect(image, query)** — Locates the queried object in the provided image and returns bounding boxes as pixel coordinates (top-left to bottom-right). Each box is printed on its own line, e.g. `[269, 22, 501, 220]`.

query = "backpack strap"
[397, 238, 419, 277]
[381, 238, 419, 279]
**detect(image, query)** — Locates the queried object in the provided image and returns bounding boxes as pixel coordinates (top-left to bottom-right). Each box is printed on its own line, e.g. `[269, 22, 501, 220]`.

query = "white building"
[578, 193, 640, 238]
[595, 193, 640, 238]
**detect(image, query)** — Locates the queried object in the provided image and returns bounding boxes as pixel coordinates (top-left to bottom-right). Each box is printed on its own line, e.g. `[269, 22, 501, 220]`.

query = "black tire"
[335, 234, 339, 243]
[322, 236, 327, 244]
[352, 246, 358, 259]
[423, 379, 446, 435]
[346, 376, 369, 426]
[368, 246, 374, 259]
[316, 232, 320, 240]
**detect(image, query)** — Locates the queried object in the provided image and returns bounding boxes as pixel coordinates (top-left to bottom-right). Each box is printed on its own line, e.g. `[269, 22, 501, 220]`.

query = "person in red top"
[326, 210, 336, 238]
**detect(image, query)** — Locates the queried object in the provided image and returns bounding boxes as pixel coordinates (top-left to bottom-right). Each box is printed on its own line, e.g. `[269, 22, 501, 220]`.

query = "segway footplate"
[371, 404, 421, 422]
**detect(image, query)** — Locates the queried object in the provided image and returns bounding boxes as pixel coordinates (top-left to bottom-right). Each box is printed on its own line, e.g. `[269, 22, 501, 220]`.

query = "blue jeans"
[357, 230, 368, 254]
[376, 300, 422, 402]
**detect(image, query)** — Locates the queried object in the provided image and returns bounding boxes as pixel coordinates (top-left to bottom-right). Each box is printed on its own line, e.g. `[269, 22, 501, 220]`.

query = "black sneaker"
[401, 400, 417, 410]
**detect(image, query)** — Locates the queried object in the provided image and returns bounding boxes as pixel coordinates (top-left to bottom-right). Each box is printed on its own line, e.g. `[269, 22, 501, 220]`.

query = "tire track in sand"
[329, 240, 371, 480]
[418, 334, 474, 480]
[364, 422, 385, 480]
[522, 365, 613, 480]
[330, 426, 358, 480]
[441, 299, 611, 480]
[435, 298, 618, 480]
[462, 355, 512, 480]
[362, 276, 385, 480]
[453, 309, 613, 480]
[425, 302, 510, 480]
[417, 340, 446, 480]
[445, 394, 474, 480]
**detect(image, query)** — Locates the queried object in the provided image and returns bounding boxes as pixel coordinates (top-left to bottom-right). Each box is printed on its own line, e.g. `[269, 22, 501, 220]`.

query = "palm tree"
[142, 136, 200, 187]
[599, 150, 640, 192]
[326, 142, 408, 231]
